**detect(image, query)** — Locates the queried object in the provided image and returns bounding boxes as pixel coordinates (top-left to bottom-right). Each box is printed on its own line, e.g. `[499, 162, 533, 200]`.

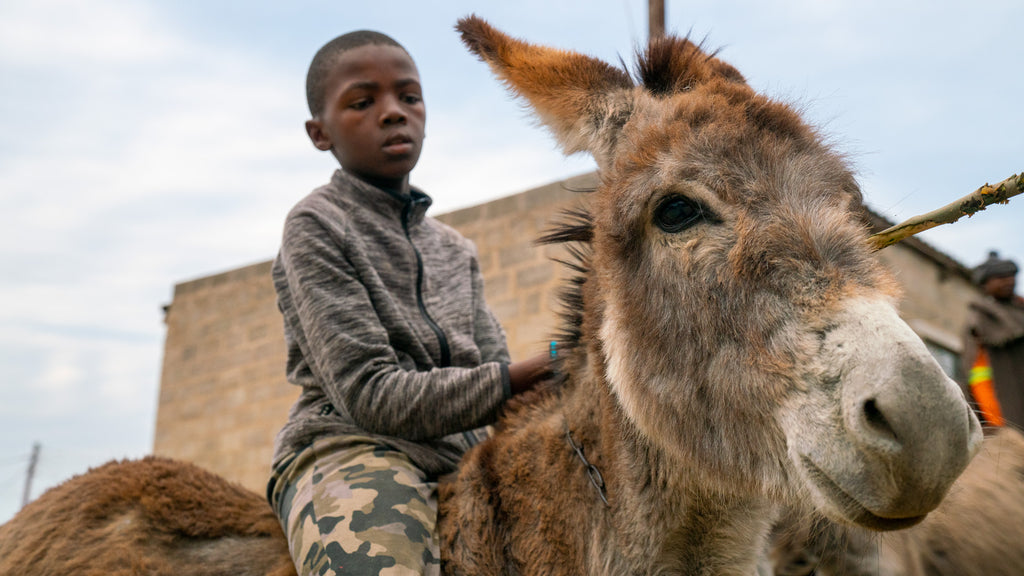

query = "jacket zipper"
[402, 199, 451, 368]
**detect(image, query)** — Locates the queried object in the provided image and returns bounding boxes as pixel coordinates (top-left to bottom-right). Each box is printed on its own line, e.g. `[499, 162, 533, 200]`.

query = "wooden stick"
[869, 172, 1023, 251]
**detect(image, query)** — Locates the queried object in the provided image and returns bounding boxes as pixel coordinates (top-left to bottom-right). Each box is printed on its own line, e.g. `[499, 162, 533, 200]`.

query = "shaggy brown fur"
[0, 456, 295, 576]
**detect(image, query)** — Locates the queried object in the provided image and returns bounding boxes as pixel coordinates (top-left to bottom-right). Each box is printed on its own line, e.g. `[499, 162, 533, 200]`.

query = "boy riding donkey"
[267, 31, 552, 576]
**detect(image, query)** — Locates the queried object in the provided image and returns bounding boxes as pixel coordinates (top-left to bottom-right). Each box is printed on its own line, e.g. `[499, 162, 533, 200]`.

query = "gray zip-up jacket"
[271, 169, 512, 477]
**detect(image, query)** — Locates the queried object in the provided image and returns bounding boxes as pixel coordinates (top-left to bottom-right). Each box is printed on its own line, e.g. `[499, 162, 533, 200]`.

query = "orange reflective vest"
[969, 347, 1005, 427]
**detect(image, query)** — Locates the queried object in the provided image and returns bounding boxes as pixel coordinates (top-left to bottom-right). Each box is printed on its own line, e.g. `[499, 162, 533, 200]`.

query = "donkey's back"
[0, 456, 295, 576]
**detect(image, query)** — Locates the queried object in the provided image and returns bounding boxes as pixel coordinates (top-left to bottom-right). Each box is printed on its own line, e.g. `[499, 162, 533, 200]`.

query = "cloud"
[0, 0, 182, 68]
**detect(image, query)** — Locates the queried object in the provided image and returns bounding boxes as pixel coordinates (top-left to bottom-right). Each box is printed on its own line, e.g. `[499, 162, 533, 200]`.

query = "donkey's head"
[459, 16, 982, 530]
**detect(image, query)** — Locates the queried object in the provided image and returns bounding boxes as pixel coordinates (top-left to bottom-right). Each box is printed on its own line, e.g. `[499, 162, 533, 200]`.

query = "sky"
[0, 0, 1021, 523]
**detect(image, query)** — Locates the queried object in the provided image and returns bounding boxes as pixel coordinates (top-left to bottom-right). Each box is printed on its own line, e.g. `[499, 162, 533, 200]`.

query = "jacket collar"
[332, 169, 433, 226]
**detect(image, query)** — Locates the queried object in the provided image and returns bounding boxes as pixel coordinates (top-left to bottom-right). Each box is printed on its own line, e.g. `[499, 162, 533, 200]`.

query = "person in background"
[962, 250, 1024, 431]
[266, 30, 552, 575]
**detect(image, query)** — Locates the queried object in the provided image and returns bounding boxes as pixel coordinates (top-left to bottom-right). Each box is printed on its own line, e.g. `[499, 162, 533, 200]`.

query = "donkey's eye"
[654, 195, 704, 233]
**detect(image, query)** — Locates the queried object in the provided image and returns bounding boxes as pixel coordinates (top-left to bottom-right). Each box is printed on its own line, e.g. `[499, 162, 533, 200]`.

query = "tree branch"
[868, 172, 1023, 251]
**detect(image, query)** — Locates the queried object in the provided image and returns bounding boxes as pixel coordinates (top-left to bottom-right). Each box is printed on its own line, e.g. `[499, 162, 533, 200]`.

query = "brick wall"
[152, 172, 980, 493]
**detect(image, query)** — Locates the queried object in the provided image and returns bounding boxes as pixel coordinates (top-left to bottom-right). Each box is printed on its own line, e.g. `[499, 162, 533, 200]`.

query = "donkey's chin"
[799, 456, 929, 532]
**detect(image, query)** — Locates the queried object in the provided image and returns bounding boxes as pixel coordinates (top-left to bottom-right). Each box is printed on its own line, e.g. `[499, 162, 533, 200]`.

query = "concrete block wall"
[153, 261, 298, 492]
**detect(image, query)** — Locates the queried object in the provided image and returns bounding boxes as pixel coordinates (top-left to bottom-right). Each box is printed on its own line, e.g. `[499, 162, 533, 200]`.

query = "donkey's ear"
[457, 15, 635, 168]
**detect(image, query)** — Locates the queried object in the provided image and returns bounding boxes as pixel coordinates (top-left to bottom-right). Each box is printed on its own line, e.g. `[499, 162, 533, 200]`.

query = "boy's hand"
[508, 353, 554, 396]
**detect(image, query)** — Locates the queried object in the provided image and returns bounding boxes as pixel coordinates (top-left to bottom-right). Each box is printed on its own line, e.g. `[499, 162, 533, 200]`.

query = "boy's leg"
[268, 436, 440, 576]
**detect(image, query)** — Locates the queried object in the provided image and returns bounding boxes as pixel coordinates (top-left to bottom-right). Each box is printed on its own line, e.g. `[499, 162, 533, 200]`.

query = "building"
[153, 172, 981, 493]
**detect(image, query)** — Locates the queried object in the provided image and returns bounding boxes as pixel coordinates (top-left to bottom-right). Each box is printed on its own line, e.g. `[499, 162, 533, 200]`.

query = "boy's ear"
[305, 119, 332, 151]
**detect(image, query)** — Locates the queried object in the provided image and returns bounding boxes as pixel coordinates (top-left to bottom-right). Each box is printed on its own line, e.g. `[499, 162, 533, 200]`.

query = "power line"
[0, 469, 23, 492]
[0, 453, 30, 469]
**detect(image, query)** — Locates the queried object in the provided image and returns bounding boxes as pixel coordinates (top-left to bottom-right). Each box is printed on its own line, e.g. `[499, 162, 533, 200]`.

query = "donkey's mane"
[631, 35, 820, 152]
[476, 199, 597, 424]
[537, 203, 594, 369]
[632, 36, 744, 96]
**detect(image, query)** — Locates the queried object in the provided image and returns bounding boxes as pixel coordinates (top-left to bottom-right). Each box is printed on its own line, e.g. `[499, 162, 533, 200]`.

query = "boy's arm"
[281, 214, 508, 441]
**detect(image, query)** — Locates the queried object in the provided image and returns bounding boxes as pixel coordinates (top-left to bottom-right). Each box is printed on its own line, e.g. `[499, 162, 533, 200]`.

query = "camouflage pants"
[268, 435, 441, 576]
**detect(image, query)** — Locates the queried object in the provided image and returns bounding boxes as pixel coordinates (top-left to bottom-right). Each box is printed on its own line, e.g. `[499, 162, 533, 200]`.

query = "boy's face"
[306, 44, 425, 190]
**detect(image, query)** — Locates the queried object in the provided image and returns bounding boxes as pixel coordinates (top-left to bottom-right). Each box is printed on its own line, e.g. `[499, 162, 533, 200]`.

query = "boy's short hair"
[306, 30, 410, 117]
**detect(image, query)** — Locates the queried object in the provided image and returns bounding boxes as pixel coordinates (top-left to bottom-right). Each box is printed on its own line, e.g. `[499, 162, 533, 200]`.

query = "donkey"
[0, 16, 987, 576]
[436, 15, 982, 576]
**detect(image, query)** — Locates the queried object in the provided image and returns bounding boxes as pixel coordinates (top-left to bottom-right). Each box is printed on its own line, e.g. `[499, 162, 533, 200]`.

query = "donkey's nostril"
[862, 398, 898, 443]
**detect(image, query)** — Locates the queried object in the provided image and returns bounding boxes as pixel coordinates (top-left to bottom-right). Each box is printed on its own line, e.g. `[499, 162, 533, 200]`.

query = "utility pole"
[649, 0, 665, 41]
[21, 442, 40, 509]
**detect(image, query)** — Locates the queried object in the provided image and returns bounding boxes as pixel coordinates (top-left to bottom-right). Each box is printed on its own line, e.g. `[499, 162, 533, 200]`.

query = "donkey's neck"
[641, 481, 778, 575]
[566, 374, 779, 575]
